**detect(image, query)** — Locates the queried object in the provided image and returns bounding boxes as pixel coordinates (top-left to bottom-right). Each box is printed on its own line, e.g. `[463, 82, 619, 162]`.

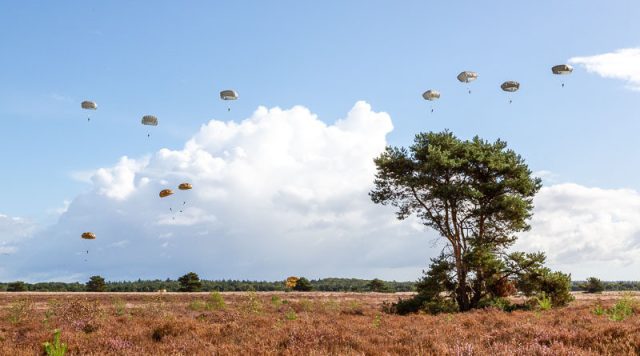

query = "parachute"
[81, 232, 96, 240]
[178, 183, 192, 212]
[457, 71, 478, 93]
[501, 81, 520, 104]
[141, 115, 158, 138]
[422, 90, 441, 101]
[81, 101, 97, 110]
[457, 71, 478, 83]
[220, 90, 238, 111]
[422, 90, 441, 113]
[552, 64, 573, 75]
[81, 232, 95, 261]
[81, 101, 97, 122]
[141, 115, 158, 126]
[501, 81, 520, 92]
[159, 189, 174, 198]
[552, 64, 573, 87]
[220, 90, 238, 100]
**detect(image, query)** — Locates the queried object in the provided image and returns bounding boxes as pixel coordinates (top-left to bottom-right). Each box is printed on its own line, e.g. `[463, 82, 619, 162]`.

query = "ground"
[0, 291, 638, 355]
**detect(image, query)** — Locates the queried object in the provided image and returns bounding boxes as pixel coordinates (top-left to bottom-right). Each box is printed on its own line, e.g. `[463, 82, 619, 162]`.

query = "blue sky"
[1, 1, 640, 281]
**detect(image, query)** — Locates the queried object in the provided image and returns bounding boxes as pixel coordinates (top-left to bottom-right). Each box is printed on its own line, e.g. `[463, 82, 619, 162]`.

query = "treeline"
[571, 281, 640, 292]
[0, 278, 415, 293]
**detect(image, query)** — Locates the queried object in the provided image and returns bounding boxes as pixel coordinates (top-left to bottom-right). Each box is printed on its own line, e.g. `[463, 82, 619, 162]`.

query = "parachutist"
[562, 83, 565, 88]
[431, 108, 434, 113]
[147, 133, 150, 138]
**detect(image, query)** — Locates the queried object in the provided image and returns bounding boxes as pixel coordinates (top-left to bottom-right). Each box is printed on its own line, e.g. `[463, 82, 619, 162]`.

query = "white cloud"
[569, 48, 640, 90]
[11, 102, 434, 281]
[0, 213, 36, 256]
[515, 183, 640, 278]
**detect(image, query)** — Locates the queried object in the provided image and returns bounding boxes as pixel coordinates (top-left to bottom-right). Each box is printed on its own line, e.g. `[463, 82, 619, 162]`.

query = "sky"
[1, 1, 639, 282]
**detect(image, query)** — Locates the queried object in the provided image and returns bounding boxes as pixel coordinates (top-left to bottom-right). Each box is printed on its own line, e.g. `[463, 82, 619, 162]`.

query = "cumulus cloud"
[11, 102, 434, 281]
[0, 214, 36, 256]
[515, 183, 640, 277]
[569, 48, 640, 90]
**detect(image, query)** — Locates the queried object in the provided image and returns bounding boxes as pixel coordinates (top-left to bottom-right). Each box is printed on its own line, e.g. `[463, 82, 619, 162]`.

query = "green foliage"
[593, 302, 606, 316]
[373, 314, 382, 328]
[7, 299, 32, 324]
[178, 272, 202, 292]
[519, 267, 574, 307]
[369, 131, 565, 312]
[86, 275, 106, 292]
[113, 298, 126, 316]
[532, 292, 553, 311]
[207, 292, 225, 310]
[244, 291, 262, 314]
[0, 278, 416, 292]
[367, 278, 390, 293]
[608, 296, 635, 321]
[582, 277, 605, 294]
[42, 329, 67, 356]
[284, 308, 297, 320]
[188, 299, 207, 311]
[7, 281, 27, 292]
[293, 277, 312, 291]
[271, 295, 283, 308]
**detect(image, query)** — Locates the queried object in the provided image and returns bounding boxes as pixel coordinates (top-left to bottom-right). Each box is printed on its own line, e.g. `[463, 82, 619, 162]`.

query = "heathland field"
[0, 292, 639, 355]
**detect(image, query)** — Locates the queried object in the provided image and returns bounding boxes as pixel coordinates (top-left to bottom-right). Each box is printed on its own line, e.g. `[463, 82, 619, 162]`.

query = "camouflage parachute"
[141, 115, 158, 126]
[159, 189, 174, 198]
[81, 232, 96, 240]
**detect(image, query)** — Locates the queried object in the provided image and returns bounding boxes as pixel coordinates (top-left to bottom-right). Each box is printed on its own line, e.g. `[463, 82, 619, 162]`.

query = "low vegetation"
[0, 292, 637, 354]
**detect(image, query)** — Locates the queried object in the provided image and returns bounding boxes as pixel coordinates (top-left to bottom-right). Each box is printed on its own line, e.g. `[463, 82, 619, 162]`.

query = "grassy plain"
[0, 291, 638, 355]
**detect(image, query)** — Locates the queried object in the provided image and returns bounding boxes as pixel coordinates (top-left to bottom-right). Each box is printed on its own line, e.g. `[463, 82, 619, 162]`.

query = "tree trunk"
[453, 244, 471, 311]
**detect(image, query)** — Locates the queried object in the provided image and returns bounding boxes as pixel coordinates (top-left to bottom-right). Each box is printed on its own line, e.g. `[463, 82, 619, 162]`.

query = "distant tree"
[371, 131, 572, 312]
[582, 277, 605, 294]
[86, 275, 106, 292]
[7, 281, 27, 292]
[293, 277, 312, 291]
[178, 272, 202, 292]
[367, 278, 390, 293]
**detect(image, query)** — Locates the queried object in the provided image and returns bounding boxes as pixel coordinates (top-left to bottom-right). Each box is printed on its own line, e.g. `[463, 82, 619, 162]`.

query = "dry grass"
[0, 291, 638, 355]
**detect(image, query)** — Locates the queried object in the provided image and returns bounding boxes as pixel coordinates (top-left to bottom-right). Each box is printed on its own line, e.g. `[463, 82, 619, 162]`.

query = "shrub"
[7, 299, 32, 324]
[7, 281, 27, 292]
[367, 278, 390, 293]
[532, 293, 552, 311]
[293, 277, 312, 291]
[86, 276, 106, 292]
[582, 277, 605, 294]
[608, 296, 634, 321]
[178, 272, 202, 292]
[207, 292, 225, 310]
[188, 300, 206, 311]
[42, 329, 67, 356]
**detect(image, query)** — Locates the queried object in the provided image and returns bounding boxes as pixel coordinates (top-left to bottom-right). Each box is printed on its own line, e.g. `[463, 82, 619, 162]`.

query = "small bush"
[42, 329, 67, 356]
[271, 295, 283, 308]
[244, 291, 262, 314]
[188, 300, 206, 312]
[285, 308, 297, 320]
[582, 277, 605, 294]
[113, 298, 126, 316]
[608, 297, 634, 321]
[7, 299, 32, 324]
[533, 293, 552, 311]
[207, 292, 225, 310]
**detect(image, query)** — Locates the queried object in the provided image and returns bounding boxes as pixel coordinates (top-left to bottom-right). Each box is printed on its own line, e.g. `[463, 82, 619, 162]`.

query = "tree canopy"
[371, 131, 572, 312]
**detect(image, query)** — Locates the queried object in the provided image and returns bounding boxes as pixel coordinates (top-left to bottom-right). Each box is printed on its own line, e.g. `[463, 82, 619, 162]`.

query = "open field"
[0, 292, 639, 355]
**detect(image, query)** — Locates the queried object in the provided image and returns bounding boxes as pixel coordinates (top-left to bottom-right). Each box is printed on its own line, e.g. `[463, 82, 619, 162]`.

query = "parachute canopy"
[220, 90, 238, 100]
[501, 81, 520, 92]
[422, 90, 441, 101]
[159, 189, 174, 198]
[552, 64, 573, 75]
[141, 115, 158, 126]
[81, 232, 96, 240]
[457, 71, 478, 83]
[178, 183, 192, 190]
[81, 101, 97, 110]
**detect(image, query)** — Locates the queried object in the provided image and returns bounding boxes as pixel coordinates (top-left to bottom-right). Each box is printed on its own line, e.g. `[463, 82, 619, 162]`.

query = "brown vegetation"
[0, 292, 638, 355]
